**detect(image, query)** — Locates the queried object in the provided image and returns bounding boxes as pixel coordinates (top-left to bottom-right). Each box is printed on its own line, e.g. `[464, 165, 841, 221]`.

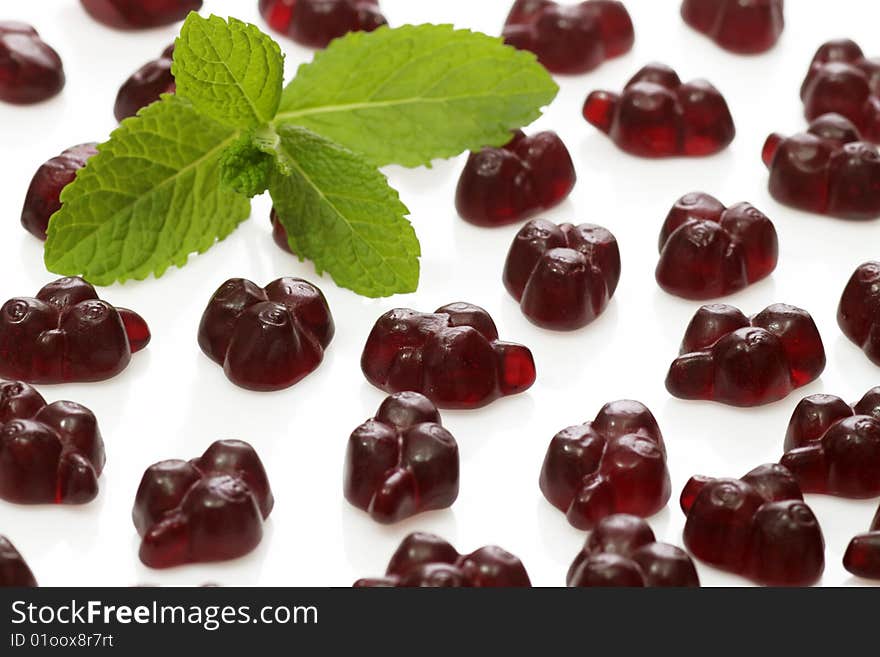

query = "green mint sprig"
[45, 14, 558, 297]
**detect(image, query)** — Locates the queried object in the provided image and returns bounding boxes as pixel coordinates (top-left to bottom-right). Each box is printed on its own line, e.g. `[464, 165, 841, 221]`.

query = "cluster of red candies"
[3, 0, 880, 589]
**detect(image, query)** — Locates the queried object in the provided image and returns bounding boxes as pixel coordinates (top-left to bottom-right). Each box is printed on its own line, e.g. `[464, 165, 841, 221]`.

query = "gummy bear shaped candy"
[582, 63, 736, 157]
[503, 219, 620, 330]
[540, 400, 670, 529]
[681, 463, 825, 586]
[0, 380, 105, 504]
[844, 503, 880, 580]
[681, 0, 784, 54]
[361, 303, 536, 409]
[353, 532, 531, 587]
[781, 388, 880, 498]
[0, 22, 65, 104]
[838, 262, 880, 365]
[502, 0, 634, 74]
[198, 277, 334, 391]
[656, 192, 778, 300]
[80, 0, 202, 29]
[0, 536, 37, 587]
[762, 113, 880, 219]
[133, 440, 274, 568]
[666, 303, 825, 406]
[801, 39, 880, 143]
[259, 0, 387, 48]
[0, 277, 150, 384]
[21, 143, 97, 240]
[114, 44, 175, 122]
[567, 514, 699, 587]
[344, 392, 459, 523]
[455, 131, 576, 227]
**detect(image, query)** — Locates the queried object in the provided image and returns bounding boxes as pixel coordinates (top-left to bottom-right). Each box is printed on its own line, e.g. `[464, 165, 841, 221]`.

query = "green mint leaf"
[274, 24, 559, 167]
[45, 95, 251, 284]
[173, 13, 284, 129]
[219, 134, 274, 197]
[269, 125, 418, 297]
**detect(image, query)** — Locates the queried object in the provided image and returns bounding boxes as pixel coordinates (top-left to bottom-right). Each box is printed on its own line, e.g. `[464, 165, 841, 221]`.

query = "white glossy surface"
[1, 0, 879, 587]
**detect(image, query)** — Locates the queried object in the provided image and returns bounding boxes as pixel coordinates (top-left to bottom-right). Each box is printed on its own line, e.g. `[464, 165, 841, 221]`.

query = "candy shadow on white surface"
[340, 500, 459, 576]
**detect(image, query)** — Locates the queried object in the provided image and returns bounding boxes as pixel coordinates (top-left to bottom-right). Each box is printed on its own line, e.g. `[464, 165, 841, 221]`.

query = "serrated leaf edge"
[271, 128, 419, 298]
[45, 124, 245, 285]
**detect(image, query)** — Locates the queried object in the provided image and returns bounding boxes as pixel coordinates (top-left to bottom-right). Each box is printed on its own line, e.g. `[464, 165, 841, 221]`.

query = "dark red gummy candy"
[666, 303, 825, 406]
[344, 392, 458, 523]
[114, 44, 174, 122]
[0, 380, 104, 504]
[843, 503, 880, 579]
[198, 277, 334, 392]
[259, 0, 387, 48]
[0, 22, 65, 104]
[80, 0, 202, 29]
[540, 400, 670, 530]
[361, 302, 536, 409]
[681, 0, 783, 54]
[353, 532, 531, 587]
[503, 219, 620, 330]
[0, 536, 37, 587]
[656, 192, 778, 300]
[502, 0, 634, 74]
[583, 63, 736, 157]
[781, 388, 880, 498]
[762, 113, 880, 219]
[21, 143, 98, 240]
[681, 463, 824, 585]
[270, 207, 293, 254]
[838, 262, 880, 365]
[801, 40, 880, 143]
[133, 439, 274, 568]
[455, 130, 576, 227]
[0, 277, 150, 384]
[567, 514, 699, 587]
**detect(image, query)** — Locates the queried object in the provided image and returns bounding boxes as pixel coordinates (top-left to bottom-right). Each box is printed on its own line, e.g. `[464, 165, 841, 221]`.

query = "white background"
[1, 0, 879, 587]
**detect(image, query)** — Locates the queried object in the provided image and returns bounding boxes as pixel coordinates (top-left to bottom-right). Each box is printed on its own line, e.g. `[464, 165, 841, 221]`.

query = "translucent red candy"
[503, 219, 620, 330]
[353, 532, 531, 587]
[0, 536, 37, 587]
[80, 0, 202, 30]
[681, 464, 825, 585]
[0, 277, 150, 384]
[801, 39, 880, 143]
[762, 113, 880, 219]
[0, 22, 65, 104]
[843, 503, 880, 580]
[21, 143, 98, 240]
[680, 0, 784, 54]
[344, 392, 459, 523]
[781, 388, 880, 498]
[259, 0, 387, 49]
[270, 207, 293, 254]
[133, 440, 274, 569]
[838, 262, 880, 365]
[656, 192, 778, 300]
[361, 302, 536, 409]
[540, 400, 670, 530]
[582, 63, 736, 157]
[198, 277, 334, 392]
[455, 131, 576, 227]
[567, 514, 699, 587]
[501, 0, 634, 74]
[0, 381, 104, 505]
[666, 303, 825, 406]
[114, 44, 174, 122]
